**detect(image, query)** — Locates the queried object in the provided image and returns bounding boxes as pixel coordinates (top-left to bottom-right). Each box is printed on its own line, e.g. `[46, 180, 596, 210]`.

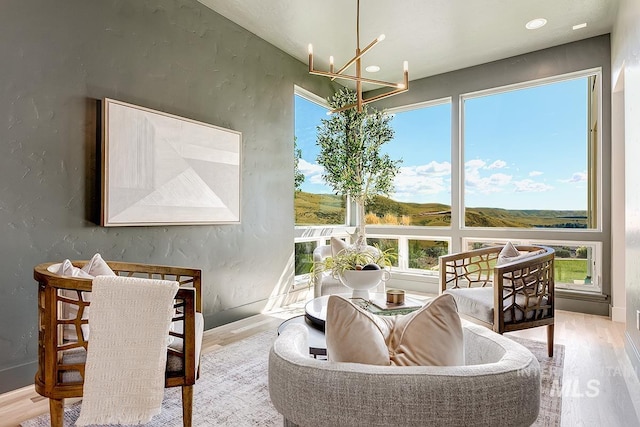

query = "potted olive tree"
[316, 88, 401, 248]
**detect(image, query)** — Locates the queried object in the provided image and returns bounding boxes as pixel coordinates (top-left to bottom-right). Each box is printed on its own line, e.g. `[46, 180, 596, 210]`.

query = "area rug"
[510, 336, 565, 427]
[22, 331, 564, 427]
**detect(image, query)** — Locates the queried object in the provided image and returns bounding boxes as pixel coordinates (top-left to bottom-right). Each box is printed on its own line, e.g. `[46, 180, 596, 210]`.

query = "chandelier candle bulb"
[330, 55, 334, 73]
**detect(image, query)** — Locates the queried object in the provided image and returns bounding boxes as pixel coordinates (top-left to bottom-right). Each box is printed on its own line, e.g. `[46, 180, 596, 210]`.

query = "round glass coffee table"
[304, 293, 424, 331]
[277, 315, 327, 359]
[304, 295, 333, 331]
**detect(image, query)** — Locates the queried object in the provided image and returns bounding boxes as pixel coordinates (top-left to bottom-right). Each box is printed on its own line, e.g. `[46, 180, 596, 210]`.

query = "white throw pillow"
[56, 259, 94, 279]
[330, 236, 349, 256]
[326, 294, 464, 366]
[56, 260, 93, 341]
[497, 242, 545, 265]
[81, 253, 116, 277]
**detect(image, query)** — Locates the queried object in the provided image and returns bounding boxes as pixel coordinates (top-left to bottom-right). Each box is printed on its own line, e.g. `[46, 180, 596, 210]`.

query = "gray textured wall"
[0, 0, 336, 392]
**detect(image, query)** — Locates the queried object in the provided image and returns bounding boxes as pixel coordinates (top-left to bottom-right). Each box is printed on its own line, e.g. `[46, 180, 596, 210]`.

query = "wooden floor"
[1, 302, 639, 427]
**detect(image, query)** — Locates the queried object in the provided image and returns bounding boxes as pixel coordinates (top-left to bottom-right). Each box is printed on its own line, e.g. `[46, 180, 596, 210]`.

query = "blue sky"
[295, 76, 588, 211]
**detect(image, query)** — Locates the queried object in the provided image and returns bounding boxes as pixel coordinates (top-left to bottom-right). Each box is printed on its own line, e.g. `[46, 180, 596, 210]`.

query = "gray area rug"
[509, 336, 565, 427]
[22, 330, 564, 427]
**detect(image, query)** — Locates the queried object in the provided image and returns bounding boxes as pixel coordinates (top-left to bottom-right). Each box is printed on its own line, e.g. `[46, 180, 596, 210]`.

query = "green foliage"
[555, 259, 588, 283]
[315, 88, 401, 205]
[367, 238, 399, 267]
[555, 248, 571, 258]
[294, 137, 305, 192]
[408, 240, 448, 270]
[294, 241, 316, 275]
[294, 192, 346, 225]
[311, 244, 398, 282]
[576, 246, 588, 259]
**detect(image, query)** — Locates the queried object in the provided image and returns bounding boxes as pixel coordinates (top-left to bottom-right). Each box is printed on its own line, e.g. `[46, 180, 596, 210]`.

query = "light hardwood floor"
[1, 303, 639, 427]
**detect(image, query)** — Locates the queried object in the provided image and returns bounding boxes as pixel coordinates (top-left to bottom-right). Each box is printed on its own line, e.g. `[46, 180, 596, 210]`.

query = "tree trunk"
[354, 198, 366, 250]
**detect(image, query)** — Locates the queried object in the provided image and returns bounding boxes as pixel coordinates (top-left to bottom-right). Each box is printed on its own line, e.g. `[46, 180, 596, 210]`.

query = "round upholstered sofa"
[269, 321, 540, 427]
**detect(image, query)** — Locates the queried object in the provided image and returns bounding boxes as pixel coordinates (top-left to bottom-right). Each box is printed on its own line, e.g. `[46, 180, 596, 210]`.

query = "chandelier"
[308, 0, 409, 113]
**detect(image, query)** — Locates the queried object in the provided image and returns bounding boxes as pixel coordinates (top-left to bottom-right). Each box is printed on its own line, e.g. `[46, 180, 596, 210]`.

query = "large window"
[370, 101, 452, 226]
[462, 76, 597, 229]
[294, 69, 604, 294]
[294, 91, 346, 225]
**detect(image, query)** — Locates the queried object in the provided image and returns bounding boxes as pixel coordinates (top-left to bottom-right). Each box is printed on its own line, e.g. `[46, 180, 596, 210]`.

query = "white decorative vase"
[337, 269, 391, 299]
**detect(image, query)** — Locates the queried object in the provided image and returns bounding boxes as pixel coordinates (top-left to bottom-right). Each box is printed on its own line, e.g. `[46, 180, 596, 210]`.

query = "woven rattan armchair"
[33, 261, 203, 427]
[439, 245, 555, 357]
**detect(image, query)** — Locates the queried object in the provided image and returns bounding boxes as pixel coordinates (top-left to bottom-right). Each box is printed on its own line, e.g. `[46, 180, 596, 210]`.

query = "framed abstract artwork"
[101, 98, 241, 226]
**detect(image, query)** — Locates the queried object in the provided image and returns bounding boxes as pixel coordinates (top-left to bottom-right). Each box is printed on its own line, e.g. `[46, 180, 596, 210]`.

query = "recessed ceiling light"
[525, 18, 547, 30]
[365, 65, 380, 73]
[573, 23, 587, 30]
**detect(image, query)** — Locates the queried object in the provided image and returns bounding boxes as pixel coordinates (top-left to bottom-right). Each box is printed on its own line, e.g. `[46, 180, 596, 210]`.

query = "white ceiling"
[199, 0, 619, 87]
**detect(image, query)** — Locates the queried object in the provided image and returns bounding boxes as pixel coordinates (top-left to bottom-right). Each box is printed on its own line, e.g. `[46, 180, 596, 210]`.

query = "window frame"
[461, 237, 603, 293]
[459, 68, 603, 232]
[293, 68, 606, 296]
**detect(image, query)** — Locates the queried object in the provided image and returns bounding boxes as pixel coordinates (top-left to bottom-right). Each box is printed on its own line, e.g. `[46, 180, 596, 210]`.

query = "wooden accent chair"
[439, 245, 555, 357]
[34, 261, 203, 427]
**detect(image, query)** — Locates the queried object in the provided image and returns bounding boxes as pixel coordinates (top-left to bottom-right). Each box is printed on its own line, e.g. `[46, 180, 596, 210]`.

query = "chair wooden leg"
[49, 398, 64, 427]
[182, 385, 193, 427]
[547, 324, 554, 357]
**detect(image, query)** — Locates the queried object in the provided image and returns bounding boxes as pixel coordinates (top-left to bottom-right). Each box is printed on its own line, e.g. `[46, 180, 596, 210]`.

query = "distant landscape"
[295, 191, 588, 228]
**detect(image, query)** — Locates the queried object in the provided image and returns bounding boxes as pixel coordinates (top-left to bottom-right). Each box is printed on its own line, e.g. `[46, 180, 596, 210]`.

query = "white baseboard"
[612, 305, 627, 323]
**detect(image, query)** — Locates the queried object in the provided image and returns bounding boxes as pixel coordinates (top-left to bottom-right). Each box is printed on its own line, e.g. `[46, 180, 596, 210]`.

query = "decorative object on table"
[311, 240, 383, 297]
[314, 88, 401, 248]
[385, 288, 405, 304]
[440, 243, 556, 357]
[311, 237, 395, 299]
[270, 321, 542, 427]
[307, 0, 409, 113]
[33, 260, 203, 427]
[101, 98, 241, 226]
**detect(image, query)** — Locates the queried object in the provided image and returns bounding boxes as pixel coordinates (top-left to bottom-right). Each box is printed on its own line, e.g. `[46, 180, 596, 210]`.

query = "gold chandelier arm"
[331, 36, 383, 80]
[330, 86, 408, 114]
[308, 0, 409, 112]
[310, 69, 401, 89]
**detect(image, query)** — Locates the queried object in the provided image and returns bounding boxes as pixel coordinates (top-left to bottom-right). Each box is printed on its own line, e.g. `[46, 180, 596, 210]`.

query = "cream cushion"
[81, 253, 116, 277]
[55, 255, 117, 341]
[497, 242, 545, 265]
[326, 294, 464, 366]
[330, 236, 348, 256]
[56, 259, 93, 278]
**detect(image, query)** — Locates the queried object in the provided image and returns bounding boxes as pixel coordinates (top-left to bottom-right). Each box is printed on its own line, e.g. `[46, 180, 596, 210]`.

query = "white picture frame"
[101, 98, 241, 226]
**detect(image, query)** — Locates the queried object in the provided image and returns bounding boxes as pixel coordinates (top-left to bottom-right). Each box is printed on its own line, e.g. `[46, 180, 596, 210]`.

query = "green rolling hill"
[295, 192, 588, 228]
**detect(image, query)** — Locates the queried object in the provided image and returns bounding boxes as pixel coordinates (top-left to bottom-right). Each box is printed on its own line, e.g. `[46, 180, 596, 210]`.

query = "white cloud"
[564, 172, 587, 183]
[299, 159, 326, 185]
[464, 160, 512, 194]
[513, 179, 554, 193]
[392, 161, 451, 201]
[529, 170, 544, 177]
[298, 159, 323, 175]
[486, 160, 507, 170]
[465, 159, 486, 170]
